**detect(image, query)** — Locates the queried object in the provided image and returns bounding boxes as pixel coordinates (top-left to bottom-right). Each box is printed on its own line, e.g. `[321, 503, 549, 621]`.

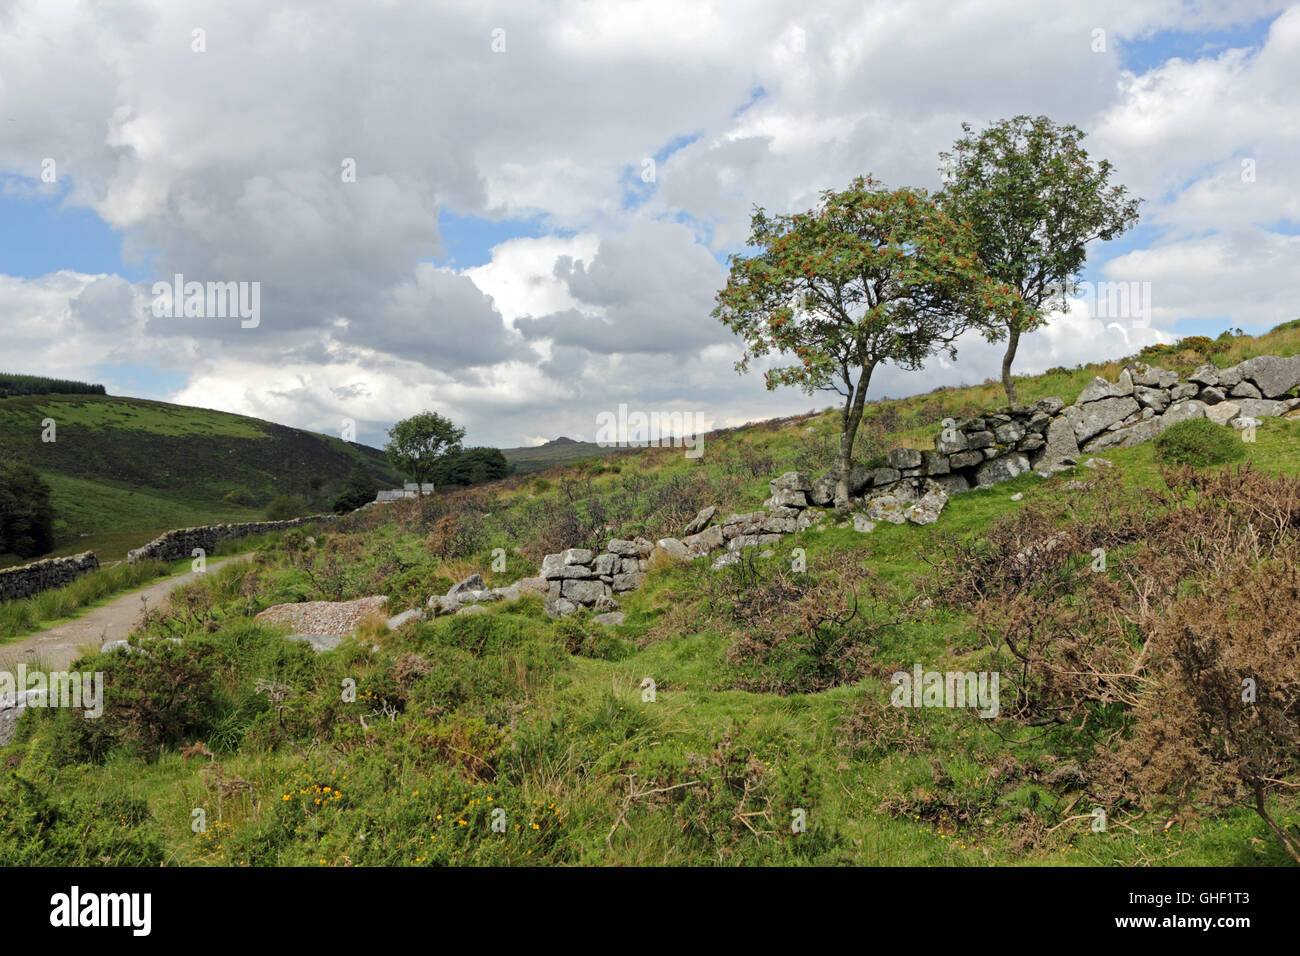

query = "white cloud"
[0, 0, 1295, 448]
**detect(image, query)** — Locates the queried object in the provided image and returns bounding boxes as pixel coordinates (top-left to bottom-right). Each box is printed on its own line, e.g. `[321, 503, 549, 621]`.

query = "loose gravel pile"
[253, 596, 389, 635]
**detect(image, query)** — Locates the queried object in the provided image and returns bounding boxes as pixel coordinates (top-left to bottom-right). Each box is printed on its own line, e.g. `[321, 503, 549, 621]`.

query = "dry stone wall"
[126, 514, 341, 563]
[423, 355, 1300, 622]
[0, 552, 99, 602]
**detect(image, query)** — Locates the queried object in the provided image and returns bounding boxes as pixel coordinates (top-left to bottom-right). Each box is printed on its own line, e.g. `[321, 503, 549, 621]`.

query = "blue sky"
[1116, 16, 1275, 73]
[0, 181, 148, 282]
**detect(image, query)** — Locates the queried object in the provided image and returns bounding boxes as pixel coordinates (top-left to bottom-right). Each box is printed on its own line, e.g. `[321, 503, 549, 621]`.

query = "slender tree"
[938, 115, 1142, 403]
[384, 411, 464, 495]
[712, 175, 1013, 507]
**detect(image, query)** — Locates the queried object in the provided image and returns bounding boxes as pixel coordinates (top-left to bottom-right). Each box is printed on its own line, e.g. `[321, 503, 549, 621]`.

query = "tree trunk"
[832, 366, 873, 509]
[1001, 323, 1021, 405]
[1255, 784, 1300, 864]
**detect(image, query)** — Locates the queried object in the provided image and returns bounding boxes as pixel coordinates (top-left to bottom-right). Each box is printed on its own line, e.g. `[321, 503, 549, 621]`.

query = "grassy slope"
[0, 393, 401, 563]
[500, 438, 618, 474]
[4, 327, 1299, 866]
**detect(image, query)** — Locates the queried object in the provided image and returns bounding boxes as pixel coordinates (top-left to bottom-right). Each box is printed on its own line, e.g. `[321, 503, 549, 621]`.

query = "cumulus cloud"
[0, 0, 1295, 447]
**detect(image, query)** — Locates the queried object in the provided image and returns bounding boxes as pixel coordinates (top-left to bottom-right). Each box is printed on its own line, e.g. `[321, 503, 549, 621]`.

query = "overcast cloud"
[1, 0, 1297, 446]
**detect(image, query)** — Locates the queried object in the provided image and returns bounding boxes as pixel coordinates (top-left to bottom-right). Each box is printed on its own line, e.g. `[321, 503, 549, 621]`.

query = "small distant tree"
[384, 411, 465, 495]
[712, 176, 1012, 506]
[938, 115, 1141, 403]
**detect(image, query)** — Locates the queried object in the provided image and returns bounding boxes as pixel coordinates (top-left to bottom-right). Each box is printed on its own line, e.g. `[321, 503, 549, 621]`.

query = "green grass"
[0, 392, 401, 559]
[500, 438, 621, 474]
[0, 532, 284, 644]
[0, 394, 271, 438]
[4, 327, 1300, 866]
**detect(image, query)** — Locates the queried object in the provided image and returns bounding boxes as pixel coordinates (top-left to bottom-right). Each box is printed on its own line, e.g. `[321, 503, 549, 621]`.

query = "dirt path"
[0, 555, 252, 672]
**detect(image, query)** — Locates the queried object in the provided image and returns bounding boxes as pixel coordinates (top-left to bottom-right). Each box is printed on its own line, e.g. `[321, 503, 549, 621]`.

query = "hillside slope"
[0, 393, 401, 562]
[4, 324, 1300, 867]
[500, 436, 619, 474]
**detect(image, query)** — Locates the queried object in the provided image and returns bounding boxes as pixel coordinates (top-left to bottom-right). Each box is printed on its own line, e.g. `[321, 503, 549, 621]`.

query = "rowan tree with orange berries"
[712, 175, 1016, 507]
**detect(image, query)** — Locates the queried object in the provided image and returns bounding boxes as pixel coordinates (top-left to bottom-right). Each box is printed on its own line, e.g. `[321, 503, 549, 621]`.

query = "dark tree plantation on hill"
[0, 373, 106, 398]
[433, 446, 509, 487]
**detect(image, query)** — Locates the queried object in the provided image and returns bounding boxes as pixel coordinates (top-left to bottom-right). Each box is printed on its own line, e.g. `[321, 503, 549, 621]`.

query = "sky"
[1, 0, 1298, 449]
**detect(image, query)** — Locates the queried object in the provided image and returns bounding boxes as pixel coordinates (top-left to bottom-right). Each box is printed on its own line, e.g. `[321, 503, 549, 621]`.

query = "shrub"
[1095, 557, 1300, 863]
[1139, 343, 1173, 361]
[0, 774, 163, 865]
[332, 464, 379, 513]
[1176, 334, 1216, 355]
[1154, 418, 1246, 468]
[26, 642, 224, 763]
[265, 495, 311, 520]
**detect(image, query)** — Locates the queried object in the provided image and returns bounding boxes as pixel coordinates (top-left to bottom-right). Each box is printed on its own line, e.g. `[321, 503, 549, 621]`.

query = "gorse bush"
[1154, 418, 1246, 468]
[1176, 334, 1216, 355]
[27, 641, 224, 763]
[0, 774, 163, 865]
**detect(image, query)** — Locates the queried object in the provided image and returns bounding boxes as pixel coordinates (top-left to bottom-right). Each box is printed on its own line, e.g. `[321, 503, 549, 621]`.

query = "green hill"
[5, 324, 1300, 867]
[0, 392, 401, 564]
[500, 436, 619, 474]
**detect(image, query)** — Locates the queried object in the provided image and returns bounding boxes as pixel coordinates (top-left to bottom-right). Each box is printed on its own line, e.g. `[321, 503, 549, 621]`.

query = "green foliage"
[0, 460, 56, 557]
[432, 446, 509, 487]
[28, 642, 224, 763]
[0, 773, 163, 865]
[938, 115, 1141, 399]
[713, 175, 1009, 476]
[222, 487, 262, 507]
[265, 495, 311, 520]
[938, 115, 1141, 318]
[1176, 335, 1216, 354]
[332, 463, 380, 513]
[0, 373, 106, 397]
[554, 615, 632, 660]
[385, 411, 465, 491]
[1154, 418, 1247, 468]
